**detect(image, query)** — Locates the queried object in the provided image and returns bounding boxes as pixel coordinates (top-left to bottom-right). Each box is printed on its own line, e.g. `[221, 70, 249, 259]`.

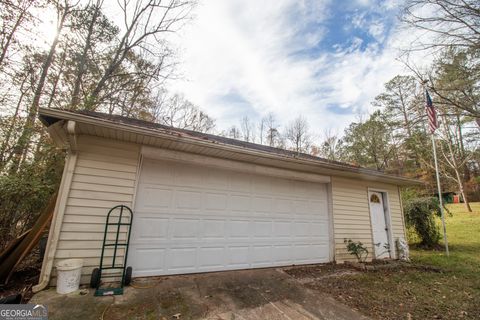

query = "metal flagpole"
[431, 133, 449, 256]
[423, 83, 449, 256]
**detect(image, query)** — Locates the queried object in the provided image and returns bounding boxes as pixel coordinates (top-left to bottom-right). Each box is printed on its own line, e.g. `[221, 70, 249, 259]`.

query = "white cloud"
[168, 0, 429, 136]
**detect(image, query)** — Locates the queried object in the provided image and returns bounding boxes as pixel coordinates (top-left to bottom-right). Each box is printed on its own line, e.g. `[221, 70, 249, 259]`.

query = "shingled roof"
[39, 107, 422, 185]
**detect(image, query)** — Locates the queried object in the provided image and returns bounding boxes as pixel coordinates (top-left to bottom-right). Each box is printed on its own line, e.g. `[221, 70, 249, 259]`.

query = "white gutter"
[38, 108, 422, 186]
[33, 121, 77, 292]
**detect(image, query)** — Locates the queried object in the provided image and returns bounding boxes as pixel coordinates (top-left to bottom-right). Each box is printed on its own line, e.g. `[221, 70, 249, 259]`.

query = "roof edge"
[38, 108, 423, 186]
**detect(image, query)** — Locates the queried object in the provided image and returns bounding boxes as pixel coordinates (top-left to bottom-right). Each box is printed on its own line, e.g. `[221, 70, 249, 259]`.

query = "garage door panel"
[229, 194, 251, 212]
[274, 198, 292, 213]
[204, 193, 227, 210]
[140, 161, 174, 183]
[253, 176, 273, 193]
[271, 177, 293, 194]
[252, 245, 272, 265]
[168, 247, 197, 271]
[308, 200, 329, 216]
[129, 158, 331, 277]
[132, 217, 168, 241]
[133, 248, 166, 272]
[228, 246, 249, 266]
[253, 221, 272, 237]
[272, 245, 292, 263]
[176, 190, 202, 210]
[205, 170, 229, 189]
[198, 247, 225, 268]
[273, 221, 291, 237]
[251, 196, 271, 212]
[294, 222, 311, 237]
[310, 244, 330, 259]
[172, 219, 198, 239]
[201, 219, 225, 238]
[310, 221, 329, 237]
[175, 165, 203, 187]
[229, 220, 250, 238]
[229, 172, 252, 190]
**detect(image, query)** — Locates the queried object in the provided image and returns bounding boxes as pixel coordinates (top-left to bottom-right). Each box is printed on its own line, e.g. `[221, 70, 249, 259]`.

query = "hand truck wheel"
[124, 266, 132, 286]
[90, 268, 101, 288]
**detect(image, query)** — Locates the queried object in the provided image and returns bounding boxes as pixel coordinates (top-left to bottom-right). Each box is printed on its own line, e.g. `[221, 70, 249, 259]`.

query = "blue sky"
[170, 0, 417, 136]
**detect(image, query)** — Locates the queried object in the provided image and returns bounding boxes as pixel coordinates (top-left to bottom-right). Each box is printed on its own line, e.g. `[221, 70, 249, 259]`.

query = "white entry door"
[368, 191, 390, 259]
[128, 158, 331, 277]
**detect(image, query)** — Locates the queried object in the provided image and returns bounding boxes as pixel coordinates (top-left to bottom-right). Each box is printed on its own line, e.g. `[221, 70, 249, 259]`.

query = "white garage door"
[128, 158, 331, 277]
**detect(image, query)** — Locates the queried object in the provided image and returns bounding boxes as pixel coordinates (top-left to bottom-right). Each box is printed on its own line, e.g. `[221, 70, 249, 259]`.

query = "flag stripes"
[425, 90, 438, 133]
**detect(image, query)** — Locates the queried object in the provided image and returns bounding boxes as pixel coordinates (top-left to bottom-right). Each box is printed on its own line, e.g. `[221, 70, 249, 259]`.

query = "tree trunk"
[452, 164, 472, 212]
[445, 128, 473, 213]
[0, 2, 30, 68]
[71, 2, 102, 109]
[9, 7, 68, 174]
[47, 47, 67, 109]
[0, 74, 28, 169]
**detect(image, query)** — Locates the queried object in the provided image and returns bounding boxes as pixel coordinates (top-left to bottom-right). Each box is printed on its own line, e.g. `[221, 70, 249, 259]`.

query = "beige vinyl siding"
[331, 176, 405, 262]
[48, 133, 406, 284]
[50, 135, 140, 285]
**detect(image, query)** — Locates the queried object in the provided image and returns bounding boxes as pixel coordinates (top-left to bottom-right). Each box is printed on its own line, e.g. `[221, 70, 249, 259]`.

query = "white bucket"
[56, 259, 83, 294]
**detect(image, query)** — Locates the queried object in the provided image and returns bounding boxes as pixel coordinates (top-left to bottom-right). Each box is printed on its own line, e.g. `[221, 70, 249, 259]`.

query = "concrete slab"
[30, 268, 369, 320]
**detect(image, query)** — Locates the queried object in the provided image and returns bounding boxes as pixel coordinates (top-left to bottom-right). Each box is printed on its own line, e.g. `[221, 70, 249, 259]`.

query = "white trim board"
[141, 146, 331, 184]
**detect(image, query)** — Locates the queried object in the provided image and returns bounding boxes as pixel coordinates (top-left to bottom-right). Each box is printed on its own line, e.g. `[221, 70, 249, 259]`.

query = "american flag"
[425, 90, 438, 133]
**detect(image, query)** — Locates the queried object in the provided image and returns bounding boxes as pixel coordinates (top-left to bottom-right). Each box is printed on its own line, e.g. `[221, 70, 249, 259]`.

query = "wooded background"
[0, 0, 479, 250]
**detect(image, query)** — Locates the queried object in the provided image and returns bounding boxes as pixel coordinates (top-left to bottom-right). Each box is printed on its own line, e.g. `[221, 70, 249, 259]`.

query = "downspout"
[33, 121, 78, 292]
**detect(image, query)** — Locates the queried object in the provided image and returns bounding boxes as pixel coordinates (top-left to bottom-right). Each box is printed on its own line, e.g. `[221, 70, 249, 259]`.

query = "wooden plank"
[0, 193, 57, 284]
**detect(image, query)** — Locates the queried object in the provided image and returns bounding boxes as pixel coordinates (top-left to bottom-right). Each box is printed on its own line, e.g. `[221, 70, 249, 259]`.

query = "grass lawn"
[287, 202, 480, 320]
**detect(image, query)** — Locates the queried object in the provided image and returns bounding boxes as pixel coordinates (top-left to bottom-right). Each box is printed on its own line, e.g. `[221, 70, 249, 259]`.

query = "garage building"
[34, 108, 419, 290]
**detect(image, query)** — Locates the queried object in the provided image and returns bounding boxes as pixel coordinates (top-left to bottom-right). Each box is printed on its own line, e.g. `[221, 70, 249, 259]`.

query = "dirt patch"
[0, 250, 41, 303]
[285, 263, 479, 320]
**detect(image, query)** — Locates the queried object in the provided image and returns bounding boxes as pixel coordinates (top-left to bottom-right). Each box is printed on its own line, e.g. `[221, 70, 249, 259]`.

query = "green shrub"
[0, 144, 64, 250]
[403, 197, 442, 248]
[344, 239, 369, 262]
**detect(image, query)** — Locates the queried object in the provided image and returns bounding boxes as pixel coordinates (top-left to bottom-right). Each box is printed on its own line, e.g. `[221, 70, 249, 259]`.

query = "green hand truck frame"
[90, 205, 133, 296]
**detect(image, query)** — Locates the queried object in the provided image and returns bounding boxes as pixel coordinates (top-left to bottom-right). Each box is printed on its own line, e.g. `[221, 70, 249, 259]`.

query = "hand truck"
[90, 205, 133, 296]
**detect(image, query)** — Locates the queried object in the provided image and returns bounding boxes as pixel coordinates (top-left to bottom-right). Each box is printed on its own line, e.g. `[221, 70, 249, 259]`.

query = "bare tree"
[70, 0, 112, 108]
[153, 93, 215, 133]
[401, 1, 480, 121]
[226, 126, 241, 139]
[402, 0, 480, 51]
[319, 129, 342, 161]
[258, 116, 266, 145]
[240, 115, 255, 142]
[285, 115, 312, 153]
[86, 0, 194, 108]
[264, 113, 280, 147]
[438, 113, 475, 212]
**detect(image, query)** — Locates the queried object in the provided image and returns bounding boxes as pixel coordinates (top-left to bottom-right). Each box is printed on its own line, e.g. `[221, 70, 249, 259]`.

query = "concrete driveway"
[30, 267, 368, 320]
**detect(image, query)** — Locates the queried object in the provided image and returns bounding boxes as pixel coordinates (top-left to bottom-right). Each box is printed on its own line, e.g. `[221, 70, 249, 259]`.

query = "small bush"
[403, 197, 442, 248]
[344, 239, 369, 262]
